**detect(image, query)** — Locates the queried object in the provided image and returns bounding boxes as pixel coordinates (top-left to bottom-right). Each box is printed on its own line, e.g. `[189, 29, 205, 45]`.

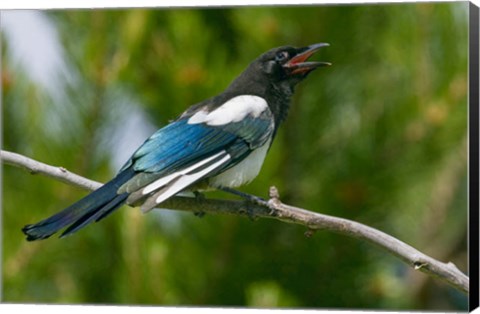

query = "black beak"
[284, 43, 331, 75]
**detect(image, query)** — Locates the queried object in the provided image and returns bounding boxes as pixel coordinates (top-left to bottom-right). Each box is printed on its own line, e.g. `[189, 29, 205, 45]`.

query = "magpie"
[22, 43, 330, 241]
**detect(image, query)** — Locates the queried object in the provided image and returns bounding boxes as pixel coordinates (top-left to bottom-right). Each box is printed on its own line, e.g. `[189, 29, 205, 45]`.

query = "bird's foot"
[218, 187, 267, 206]
[244, 202, 258, 221]
[194, 211, 206, 218]
[193, 191, 206, 217]
[193, 190, 205, 200]
[218, 187, 269, 221]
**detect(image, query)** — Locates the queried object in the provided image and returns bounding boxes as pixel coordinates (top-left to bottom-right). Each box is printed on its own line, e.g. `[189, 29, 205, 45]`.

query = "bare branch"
[1, 149, 469, 294]
[1, 150, 101, 191]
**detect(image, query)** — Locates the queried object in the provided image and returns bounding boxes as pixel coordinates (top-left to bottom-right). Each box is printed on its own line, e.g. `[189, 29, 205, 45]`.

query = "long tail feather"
[22, 168, 135, 241]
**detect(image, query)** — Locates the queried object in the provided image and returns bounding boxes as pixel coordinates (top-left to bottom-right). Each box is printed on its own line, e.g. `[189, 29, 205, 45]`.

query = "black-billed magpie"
[22, 43, 330, 241]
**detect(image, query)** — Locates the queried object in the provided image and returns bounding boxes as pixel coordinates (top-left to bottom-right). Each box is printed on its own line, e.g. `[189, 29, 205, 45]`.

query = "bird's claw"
[193, 191, 206, 217]
[244, 202, 258, 221]
[193, 191, 205, 200]
[194, 211, 206, 218]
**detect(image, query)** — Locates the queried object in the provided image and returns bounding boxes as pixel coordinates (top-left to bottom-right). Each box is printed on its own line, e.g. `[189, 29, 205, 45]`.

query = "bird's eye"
[275, 51, 289, 63]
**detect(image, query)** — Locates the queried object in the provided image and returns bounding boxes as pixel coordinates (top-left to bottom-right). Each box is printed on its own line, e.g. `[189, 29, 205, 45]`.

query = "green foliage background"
[2, 3, 469, 310]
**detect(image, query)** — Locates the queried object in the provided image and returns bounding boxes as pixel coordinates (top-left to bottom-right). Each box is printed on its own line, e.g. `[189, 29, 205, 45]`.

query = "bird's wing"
[118, 98, 274, 212]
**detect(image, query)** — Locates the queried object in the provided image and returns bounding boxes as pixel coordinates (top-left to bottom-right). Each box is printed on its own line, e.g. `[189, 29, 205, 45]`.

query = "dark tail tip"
[22, 224, 53, 241]
[22, 167, 135, 241]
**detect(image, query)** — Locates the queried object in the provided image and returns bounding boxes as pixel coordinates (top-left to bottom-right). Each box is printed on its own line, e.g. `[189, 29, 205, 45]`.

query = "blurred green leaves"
[2, 3, 468, 310]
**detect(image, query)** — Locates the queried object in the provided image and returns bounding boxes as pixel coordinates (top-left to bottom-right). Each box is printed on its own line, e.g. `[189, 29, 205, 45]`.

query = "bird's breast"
[208, 138, 272, 188]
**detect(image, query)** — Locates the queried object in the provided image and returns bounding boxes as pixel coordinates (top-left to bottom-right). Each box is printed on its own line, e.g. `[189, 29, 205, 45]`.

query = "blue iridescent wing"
[118, 111, 274, 212]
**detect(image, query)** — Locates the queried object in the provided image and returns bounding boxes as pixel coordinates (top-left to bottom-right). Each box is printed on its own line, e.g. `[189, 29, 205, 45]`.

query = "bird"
[22, 43, 330, 241]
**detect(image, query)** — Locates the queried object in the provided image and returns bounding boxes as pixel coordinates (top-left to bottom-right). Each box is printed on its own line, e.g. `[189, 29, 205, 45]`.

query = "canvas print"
[1, 2, 472, 311]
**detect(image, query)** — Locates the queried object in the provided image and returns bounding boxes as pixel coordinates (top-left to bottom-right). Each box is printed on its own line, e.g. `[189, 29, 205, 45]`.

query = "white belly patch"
[208, 138, 271, 188]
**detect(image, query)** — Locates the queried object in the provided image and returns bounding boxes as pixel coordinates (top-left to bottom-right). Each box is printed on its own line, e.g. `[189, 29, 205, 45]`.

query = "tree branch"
[1, 149, 469, 294]
[1, 150, 102, 191]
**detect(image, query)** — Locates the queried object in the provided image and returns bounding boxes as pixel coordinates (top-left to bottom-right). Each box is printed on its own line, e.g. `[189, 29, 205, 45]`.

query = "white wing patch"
[139, 151, 231, 213]
[186, 110, 209, 124]
[142, 151, 226, 195]
[188, 95, 268, 126]
[154, 154, 230, 204]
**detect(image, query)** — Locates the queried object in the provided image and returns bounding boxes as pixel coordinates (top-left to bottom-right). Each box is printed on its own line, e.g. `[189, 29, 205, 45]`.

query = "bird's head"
[224, 43, 330, 125]
[259, 43, 331, 83]
[228, 43, 330, 99]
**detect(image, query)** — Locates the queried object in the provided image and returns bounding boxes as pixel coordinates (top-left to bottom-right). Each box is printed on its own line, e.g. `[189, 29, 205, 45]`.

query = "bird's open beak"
[284, 43, 331, 75]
